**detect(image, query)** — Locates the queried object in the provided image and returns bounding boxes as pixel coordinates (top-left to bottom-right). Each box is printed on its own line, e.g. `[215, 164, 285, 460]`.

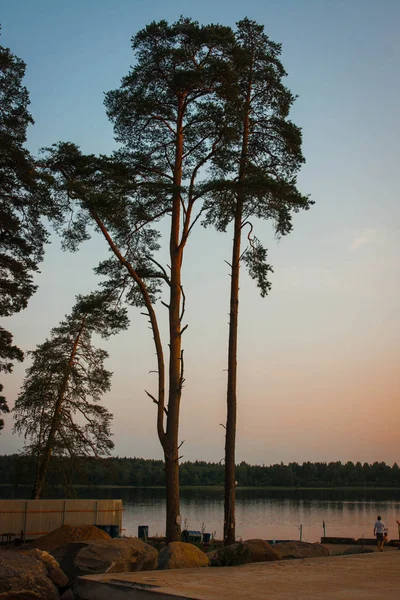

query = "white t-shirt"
[374, 520, 385, 534]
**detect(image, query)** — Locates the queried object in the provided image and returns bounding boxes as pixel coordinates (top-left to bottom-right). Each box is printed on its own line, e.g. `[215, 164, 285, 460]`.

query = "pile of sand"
[30, 524, 111, 551]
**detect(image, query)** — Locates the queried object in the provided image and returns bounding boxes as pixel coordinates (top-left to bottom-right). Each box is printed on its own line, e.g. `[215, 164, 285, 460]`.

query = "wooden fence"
[0, 499, 123, 539]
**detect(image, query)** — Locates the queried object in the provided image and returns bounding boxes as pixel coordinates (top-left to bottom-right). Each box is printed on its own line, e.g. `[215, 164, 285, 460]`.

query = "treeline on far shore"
[1, 454, 400, 489]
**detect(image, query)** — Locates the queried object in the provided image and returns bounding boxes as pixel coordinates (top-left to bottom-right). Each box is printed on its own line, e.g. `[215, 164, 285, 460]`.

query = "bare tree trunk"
[33, 380, 50, 499]
[224, 87, 251, 545]
[164, 97, 185, 542]
[224, 197, 242, 545]
[33, 316, 87, 499]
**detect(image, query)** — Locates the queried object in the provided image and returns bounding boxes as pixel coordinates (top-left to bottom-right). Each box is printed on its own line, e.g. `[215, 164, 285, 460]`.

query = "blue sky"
[1, 0, 399, 464]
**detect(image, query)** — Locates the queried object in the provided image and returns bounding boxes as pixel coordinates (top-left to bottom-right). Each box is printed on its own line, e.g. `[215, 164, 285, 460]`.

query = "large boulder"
[21, 549, 69, 590]
[210, 542, 251, 567]
[158, 542, 209, 570]
[242, 539, 280, 562]
[23, 549, 60, 571]
[0, 592, 43, 599]
[47, 568, 69, 588]
[274, 541, 330, 560]
[52, 538, 158, 582]
[0, 551, 59, 600]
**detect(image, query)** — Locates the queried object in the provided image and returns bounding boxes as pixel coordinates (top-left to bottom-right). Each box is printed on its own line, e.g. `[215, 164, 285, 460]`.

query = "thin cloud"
[276, 266, 339, 290]
[350, 228, 378, 251]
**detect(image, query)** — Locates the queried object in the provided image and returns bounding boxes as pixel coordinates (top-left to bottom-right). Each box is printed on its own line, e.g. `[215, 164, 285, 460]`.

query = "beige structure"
[0, 499, 122, 539]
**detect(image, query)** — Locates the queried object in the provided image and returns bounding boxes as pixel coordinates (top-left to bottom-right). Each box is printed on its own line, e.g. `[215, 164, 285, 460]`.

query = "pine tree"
[0, 28, 53, 426]
[43, 17, 235, 541]
[204, 18, 313, 544]
[13, 291, 129, 498]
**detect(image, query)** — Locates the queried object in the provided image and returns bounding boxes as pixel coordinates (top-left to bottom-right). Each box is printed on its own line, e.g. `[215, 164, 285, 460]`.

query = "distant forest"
[1, 455, 400, 489]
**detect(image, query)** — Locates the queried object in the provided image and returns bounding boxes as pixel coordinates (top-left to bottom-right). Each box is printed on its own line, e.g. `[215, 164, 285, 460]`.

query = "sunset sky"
[1, 0, 399, 465]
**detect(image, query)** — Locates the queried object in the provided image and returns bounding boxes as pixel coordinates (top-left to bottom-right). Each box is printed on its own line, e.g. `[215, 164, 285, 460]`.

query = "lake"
[2, 486, 400, 542]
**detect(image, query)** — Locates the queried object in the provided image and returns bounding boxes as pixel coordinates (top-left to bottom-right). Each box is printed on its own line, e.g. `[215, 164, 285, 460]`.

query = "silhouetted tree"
[0, 28, 53, 426]
[43, 17, 235, 541]
[13, 291, 128, 498]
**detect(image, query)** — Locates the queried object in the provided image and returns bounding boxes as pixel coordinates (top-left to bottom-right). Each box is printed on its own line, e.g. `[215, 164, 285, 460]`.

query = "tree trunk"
[164, 244, 182, 541]
[224, 87, 251, 545]
[164, 96, 185, 542]
[33, 316, 87, 499]
[164, 445, 181, 542]
[224, 197, 242, 545]
[33, 391, 49, 499]
[92, 95, 185, 543]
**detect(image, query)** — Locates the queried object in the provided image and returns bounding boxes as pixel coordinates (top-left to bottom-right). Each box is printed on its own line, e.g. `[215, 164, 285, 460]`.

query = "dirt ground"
[76, 551, 400, 600]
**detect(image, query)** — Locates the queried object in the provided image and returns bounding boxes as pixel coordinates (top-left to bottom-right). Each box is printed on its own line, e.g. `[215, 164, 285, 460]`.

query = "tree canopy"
[0, 30, 54, 428]
[1, 455, 399, 489]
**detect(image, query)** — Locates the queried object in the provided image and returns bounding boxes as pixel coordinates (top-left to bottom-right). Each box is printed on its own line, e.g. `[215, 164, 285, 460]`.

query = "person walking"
[374, 516, 386, 552]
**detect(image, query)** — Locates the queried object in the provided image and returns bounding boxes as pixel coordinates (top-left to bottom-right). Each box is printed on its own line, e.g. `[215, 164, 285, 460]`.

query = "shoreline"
[1, 484, 400, 491]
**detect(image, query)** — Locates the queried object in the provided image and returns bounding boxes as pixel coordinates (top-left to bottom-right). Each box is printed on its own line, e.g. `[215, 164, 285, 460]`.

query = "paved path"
[75, 551, 400, 600]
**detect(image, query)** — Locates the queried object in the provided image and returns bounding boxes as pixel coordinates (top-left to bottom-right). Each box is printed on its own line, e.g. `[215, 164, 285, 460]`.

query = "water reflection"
[2, 486, 399, 541]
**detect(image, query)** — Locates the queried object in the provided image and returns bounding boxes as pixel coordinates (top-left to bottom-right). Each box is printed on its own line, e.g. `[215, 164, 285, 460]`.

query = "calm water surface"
[2, 487, 400, 542]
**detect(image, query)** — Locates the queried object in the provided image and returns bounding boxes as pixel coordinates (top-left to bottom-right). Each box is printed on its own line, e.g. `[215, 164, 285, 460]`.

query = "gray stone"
[158, 542, 209, 570]
[24, 549, 60, 572]
[210, 542, 252, 566]
[0, 551, 59, 600]
[274, 541, 330, 560]
[48, 567, 69, 588]
[0, 592, 42, 599]
[243, 539, 280, 562]
[52, 538, 158, 582]
[59, 591, 74, 600]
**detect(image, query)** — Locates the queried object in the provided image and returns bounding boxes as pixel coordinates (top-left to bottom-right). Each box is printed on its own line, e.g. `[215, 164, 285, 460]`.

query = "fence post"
[95, 500, 98, 525]
[299, 524, 303, 541]
[62, 501, 66, 525]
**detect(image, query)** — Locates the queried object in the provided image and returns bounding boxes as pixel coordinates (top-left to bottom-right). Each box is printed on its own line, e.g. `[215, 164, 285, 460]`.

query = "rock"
[0, 592, 42, 599]
[242, 539, 280, 562]
[210, 542, 251, 567]
[0, 551, 59, 600]
[59, 591, 74, 600]
[343, 546, 374, 555]
[48, 567, 69, 588]
[20, 549, 68, 590]
[23, 549, 60, 571]
[52, 538, 158, 582]
[274, 541, 330, 560]
[158, 542, 209, 570]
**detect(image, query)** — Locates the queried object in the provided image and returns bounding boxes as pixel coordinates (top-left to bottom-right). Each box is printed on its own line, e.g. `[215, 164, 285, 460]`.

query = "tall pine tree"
[43, 17, 235, 541]
[204, 19, 313, 544]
